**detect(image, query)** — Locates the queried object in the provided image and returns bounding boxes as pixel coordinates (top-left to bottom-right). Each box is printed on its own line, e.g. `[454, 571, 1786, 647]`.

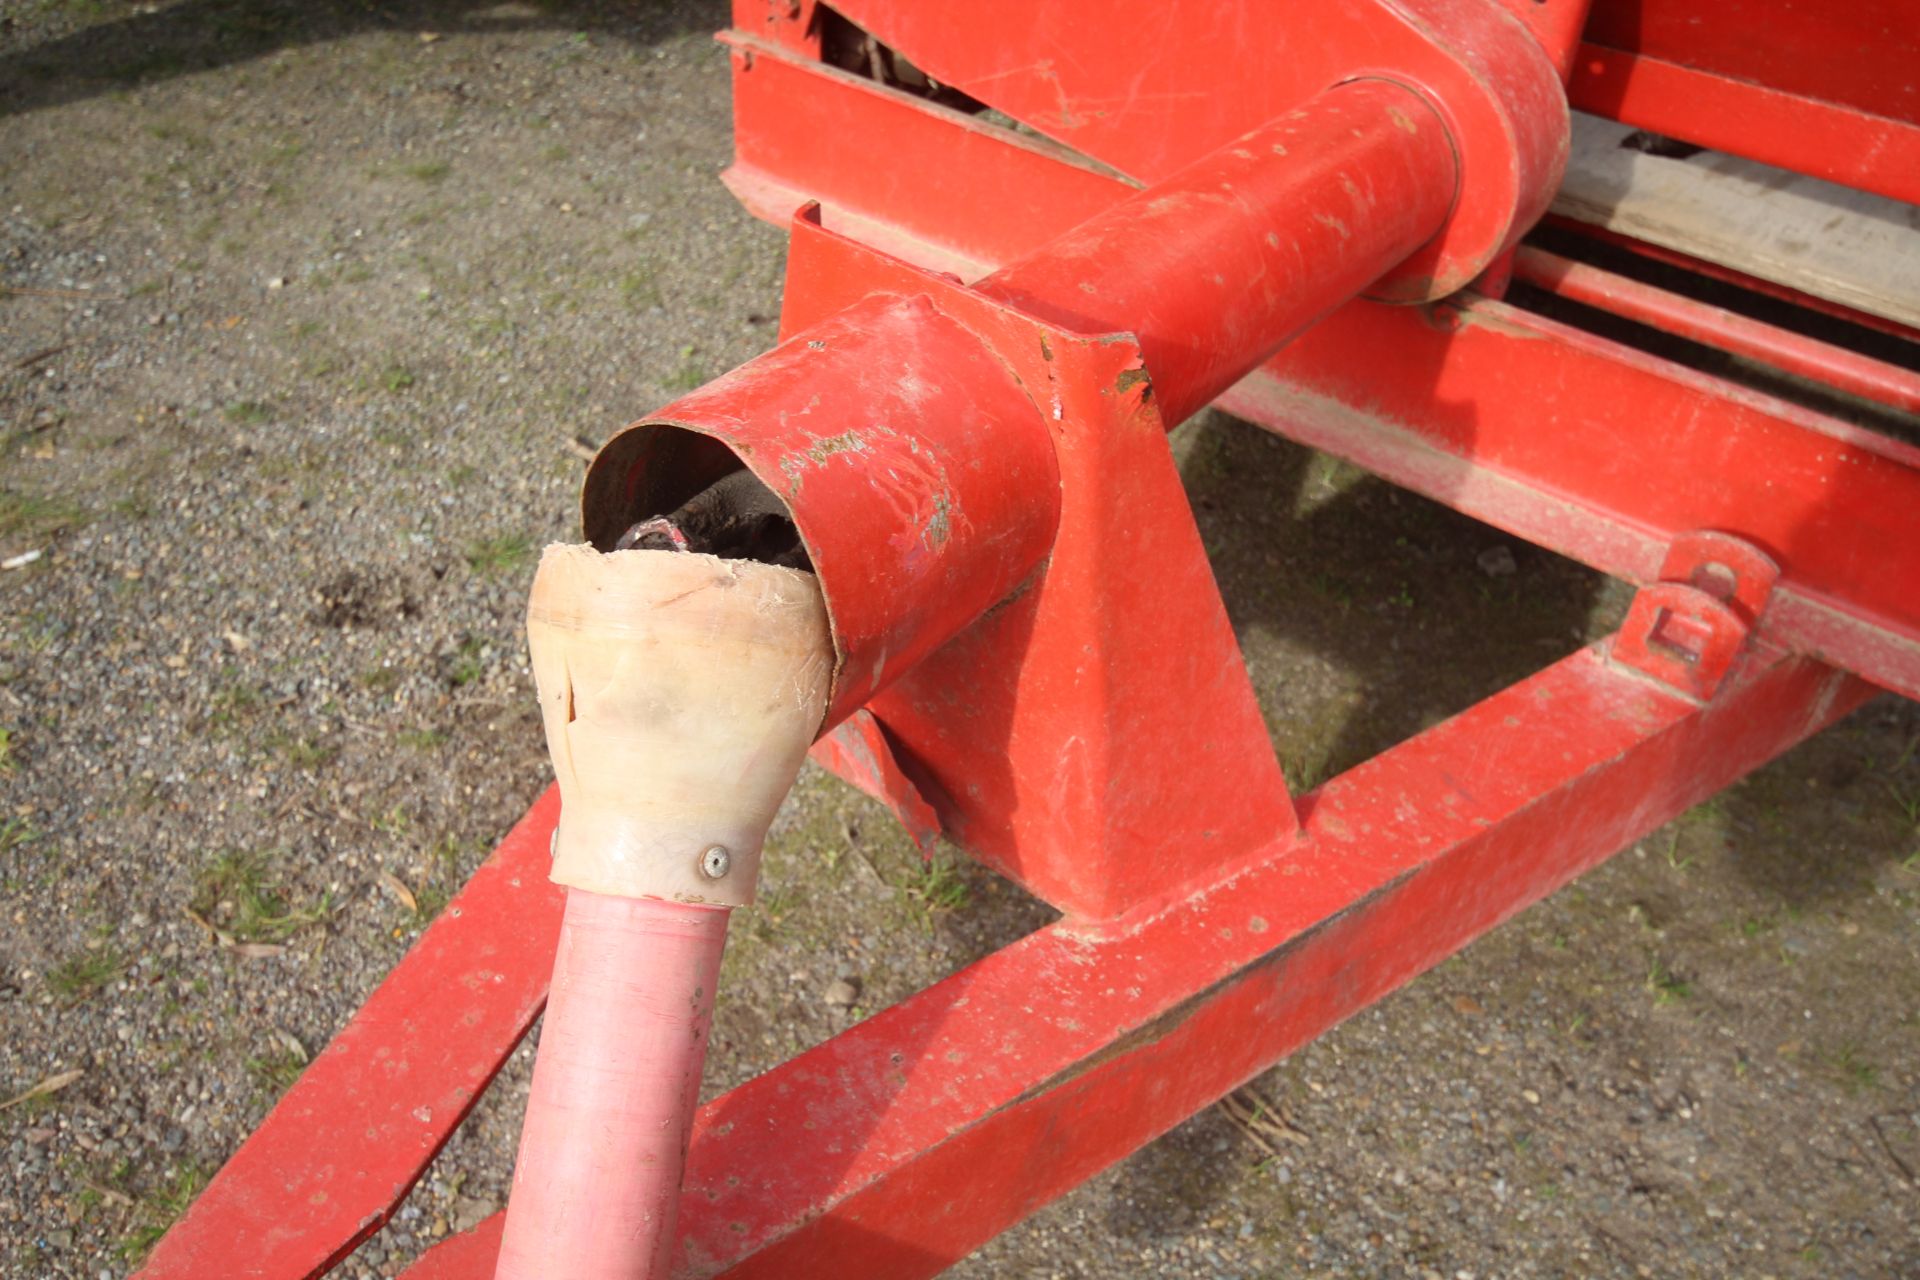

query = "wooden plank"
[1553, 112, 1920, 331]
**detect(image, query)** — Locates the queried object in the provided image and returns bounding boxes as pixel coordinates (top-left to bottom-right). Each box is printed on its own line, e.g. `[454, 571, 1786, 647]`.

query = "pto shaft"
[495, 545, 833, 1279]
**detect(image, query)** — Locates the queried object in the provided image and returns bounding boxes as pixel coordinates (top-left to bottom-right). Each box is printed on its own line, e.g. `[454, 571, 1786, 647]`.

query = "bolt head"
[700, 845, 731, 879]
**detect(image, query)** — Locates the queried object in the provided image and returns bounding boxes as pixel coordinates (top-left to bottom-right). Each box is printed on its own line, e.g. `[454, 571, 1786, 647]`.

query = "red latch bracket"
[1612, 531, 1780, 700]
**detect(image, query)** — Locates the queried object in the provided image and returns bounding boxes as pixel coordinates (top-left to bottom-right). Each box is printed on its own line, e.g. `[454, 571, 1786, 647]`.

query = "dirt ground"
[2, 3, 1917, 1278]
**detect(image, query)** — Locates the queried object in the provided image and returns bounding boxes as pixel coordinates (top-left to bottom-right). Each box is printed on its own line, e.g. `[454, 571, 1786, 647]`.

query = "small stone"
[823, 978, 859, 1008]
[1476, 545, 1517, 577]
[266, 276, 287, 290]
[451, 1196, 495, 1234]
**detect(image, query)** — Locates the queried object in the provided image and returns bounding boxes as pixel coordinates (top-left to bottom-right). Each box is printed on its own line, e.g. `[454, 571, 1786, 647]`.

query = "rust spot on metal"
[1114, 368, 1151, 398]
[923, 493, 952, 550]
[805, 430, 871, 463]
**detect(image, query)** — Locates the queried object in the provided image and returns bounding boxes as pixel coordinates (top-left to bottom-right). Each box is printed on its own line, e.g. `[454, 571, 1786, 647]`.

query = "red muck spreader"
[136, 0, 1919, 1276]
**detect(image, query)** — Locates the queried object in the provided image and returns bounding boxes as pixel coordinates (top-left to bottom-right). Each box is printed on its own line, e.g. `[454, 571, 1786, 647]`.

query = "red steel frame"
[136, 6, 1918, 1279]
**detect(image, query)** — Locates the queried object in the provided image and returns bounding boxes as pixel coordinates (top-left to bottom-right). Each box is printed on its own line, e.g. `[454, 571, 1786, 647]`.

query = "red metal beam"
[1509, 247, 1920, 417]
[1538, 216, 1920, 347]
[401, 644, 1874, 1278]
[721, 39, 1920, 701]
[1581, 0, 1920, 140]
[1566, 43, 1920, 206]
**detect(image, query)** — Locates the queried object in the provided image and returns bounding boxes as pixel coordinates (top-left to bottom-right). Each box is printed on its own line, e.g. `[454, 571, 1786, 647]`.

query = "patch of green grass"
[463, 534, 533, 579]
[268, 733, 337, 770]
[618, 269, 662, 309]
[370, 804, 412, 838]
[359, 665, 401, 693]
[902, 853, 969, 929]
[1279, 750, 1328, 794]
[447, 636, 486, 687]
[1646, 956, 1691, 1006]
[1662, 832, 1694, 874]
[661, 344, 708, 392]
[397, 728, 448, 751]
[0, 816, 39, 852]
[117, 1162, 206, 1265]
[0, 488, 86, 538]
[1823, 1043, 1879, 1095]
[192, 851, 333, 943]
[403, 160, 451, 183]
[47, 945, 125, 1002]
[1889, 780, 1920, 829]
[380, 364, 417, 393]
[206, 681, 262, 733]
[1681, 796, 1727, 827]
[0, 726, 13, 775]
[244, 1045, 305, 1095]
[223, 400, 272, 426]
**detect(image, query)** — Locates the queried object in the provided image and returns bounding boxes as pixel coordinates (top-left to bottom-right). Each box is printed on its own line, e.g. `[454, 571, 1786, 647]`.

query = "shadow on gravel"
[0, 0, 727, 119]
[1175, 408, 1616, 787]
[1710, 693, 1918, 912]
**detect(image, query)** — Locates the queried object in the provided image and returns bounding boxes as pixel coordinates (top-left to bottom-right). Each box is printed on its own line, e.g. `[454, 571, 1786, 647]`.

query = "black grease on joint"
[614, 469, 813, 571]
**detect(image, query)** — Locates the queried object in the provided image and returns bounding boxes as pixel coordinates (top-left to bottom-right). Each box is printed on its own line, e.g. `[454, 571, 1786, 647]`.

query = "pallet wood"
[1554, 112, 1920, 332]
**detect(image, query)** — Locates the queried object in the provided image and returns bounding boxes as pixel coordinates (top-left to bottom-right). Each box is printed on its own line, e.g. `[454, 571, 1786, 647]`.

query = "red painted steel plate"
[1567, 44, 1920, 207]
[1583, 0, 1920, 131]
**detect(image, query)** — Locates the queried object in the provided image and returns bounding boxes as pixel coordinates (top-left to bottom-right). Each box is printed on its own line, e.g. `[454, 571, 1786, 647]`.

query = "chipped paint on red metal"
[779, 210, 1297, 918]
[1567, 43, 1920, 207]
[133, 790, 565, 1280]
[978, 78, 1458, 426]
[815, 0, 1568, 299]
[581, 292, 1058, 728]
[1488, 0, 1593, 80]
[729, 0, 819, 57]
[1511, 248, 1920, 417]
[398, 647, 1874, 1279]
[717, 45, 1920, 700]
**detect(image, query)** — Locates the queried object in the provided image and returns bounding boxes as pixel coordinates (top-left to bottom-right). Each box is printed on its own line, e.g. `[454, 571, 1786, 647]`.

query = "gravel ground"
[2, 3, 1917, 1278]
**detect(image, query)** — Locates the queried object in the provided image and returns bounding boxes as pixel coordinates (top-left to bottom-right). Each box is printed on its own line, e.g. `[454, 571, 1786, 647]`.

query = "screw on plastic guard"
[1611, 531, 1780, 701]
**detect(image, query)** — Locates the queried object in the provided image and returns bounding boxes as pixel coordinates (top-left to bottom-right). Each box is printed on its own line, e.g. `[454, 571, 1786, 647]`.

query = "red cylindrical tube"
[1513, 247, 1920, 417]
[494, 890, 731, 1280]
[979, 77, 1460, 426]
